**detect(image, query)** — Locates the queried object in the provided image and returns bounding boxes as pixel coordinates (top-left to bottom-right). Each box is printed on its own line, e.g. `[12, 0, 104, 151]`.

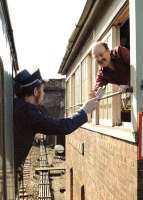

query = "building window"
[65, 55, 92, 118]
[81, 59, 87, 103]
[66, 78, 72, 116]
[70, 168, 73, 200]
[81, 55, 92, 104]
[95, 27, 120, 126]
[94, 25, 129, 127]
[81, 55, 92, 121]
[94, 20, 130, 128]
[75, 65, 82, 111]
[120, 19, 131, 124]
[81, 185, 85, 200]
[71, 74, 75, 113]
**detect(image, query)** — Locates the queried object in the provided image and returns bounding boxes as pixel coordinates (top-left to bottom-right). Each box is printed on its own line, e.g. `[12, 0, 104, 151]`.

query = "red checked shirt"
[94, 46, 130, 91]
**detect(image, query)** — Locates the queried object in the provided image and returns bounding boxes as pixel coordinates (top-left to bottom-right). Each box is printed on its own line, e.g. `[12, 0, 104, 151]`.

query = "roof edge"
[58, 0, 96, 75]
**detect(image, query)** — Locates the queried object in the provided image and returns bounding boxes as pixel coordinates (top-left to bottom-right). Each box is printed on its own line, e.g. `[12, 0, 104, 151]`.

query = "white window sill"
[81, 123, 136, 143]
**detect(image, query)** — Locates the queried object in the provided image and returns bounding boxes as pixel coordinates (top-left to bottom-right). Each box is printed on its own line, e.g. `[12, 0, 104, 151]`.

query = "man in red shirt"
[90, 42, 130, 97]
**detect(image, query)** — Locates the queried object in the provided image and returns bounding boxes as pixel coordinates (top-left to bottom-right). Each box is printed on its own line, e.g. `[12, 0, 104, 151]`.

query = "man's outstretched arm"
[28, 98, 97, 136]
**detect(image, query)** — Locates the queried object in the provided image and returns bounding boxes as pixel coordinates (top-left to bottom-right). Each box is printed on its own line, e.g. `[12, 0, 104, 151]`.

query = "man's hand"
[81, 98, 97, 114]
[89, 86, 106, 100]
[89, 90, 96, 98]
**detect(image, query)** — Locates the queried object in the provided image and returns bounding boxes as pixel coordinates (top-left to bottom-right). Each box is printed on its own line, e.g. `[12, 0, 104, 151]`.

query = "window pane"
[75, 66, 81, 111]
[71, 74, 75, 113]
[81, 59, 87, 103]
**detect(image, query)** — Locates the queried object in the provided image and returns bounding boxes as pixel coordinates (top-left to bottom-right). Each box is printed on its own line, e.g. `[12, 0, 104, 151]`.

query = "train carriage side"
[0, 0, 18, 199]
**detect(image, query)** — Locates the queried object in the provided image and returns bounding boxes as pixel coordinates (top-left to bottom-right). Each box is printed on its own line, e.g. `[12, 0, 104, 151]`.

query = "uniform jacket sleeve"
[27, 106, 88, 135]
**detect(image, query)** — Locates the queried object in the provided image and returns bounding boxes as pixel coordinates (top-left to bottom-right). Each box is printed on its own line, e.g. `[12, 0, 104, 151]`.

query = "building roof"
[58, 0, 110, 75]
[58, 0, 96, 75]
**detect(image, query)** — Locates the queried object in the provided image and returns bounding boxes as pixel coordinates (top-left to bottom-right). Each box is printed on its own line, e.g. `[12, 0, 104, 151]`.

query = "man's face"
[92, 45, 111, 68]
[34, 84, 45, 105]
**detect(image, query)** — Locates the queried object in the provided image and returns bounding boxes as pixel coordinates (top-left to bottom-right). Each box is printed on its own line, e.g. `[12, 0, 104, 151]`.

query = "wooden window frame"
[96, 26, 121, 127]
[71, 74, 75, 113]
[81, 55, 92, 121]
[75, 65, 82, 112]
[65, 79, 71, 116]
[66, 55, 92, 118]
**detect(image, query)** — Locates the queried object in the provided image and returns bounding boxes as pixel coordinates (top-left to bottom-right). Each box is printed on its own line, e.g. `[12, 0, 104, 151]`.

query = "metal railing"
[97, 87, 133, 101]
[65, 87, 133, 110]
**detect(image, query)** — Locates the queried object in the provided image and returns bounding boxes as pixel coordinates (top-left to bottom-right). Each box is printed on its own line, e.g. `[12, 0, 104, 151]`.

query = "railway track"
[38, 137, 52, 200]
[17, 134, 65, 200]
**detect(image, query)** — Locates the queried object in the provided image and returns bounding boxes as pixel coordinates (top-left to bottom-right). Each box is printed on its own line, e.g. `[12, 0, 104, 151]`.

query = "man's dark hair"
[14, 82, 42, 98]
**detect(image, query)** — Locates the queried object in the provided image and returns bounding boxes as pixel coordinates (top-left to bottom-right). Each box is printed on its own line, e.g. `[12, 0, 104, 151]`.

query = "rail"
[38, 135, 52, 200]
[65, 87, 133, 110]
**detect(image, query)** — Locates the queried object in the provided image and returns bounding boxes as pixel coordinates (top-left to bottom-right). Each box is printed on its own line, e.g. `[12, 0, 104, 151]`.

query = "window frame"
[96, 26, 122, 127]
[65, 55, 92, 118]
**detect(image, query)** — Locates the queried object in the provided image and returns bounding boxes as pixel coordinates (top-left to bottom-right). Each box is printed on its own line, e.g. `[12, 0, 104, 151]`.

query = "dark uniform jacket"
[13, 98, 87, 169]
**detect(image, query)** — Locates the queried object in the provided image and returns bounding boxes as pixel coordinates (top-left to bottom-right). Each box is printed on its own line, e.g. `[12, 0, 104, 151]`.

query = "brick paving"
[18, 144, 65, 200]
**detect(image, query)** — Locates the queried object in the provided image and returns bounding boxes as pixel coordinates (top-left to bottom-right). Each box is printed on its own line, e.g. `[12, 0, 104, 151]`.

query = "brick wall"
[65, 128, 139, 200]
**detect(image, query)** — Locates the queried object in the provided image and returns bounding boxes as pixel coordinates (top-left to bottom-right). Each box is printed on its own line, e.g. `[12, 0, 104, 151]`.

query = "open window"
[97, 26, 121, 126]
[95, 16, 130, 128]
[120, 19, 131, 125]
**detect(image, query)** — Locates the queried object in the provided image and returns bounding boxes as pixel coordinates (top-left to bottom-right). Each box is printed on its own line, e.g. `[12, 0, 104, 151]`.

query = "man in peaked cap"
[13, 69, 97, 188]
